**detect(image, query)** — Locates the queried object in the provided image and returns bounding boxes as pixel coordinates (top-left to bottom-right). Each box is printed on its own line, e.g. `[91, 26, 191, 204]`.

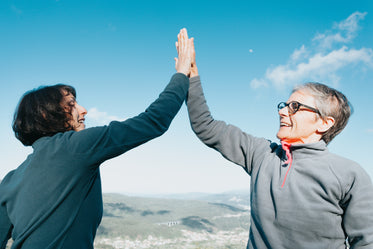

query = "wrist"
[190, 69, 198, 78]
[176, 71, 190, 77]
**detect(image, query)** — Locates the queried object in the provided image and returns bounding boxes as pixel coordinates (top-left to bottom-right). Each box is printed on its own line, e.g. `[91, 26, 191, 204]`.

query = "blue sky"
[1, 0, 372, 194]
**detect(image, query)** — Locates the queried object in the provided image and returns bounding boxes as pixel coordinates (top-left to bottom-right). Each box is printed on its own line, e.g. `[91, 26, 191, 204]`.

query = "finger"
[178, 32, 182, 47]
[181, 29, 188, 53]
[190, 38, 194, 52]
[183, 28, 189, 40]
[190, 38, 196, 62]
[188, 39, 193, 58]
[178, 31, 184, 52]
[182, 29, 188, 46]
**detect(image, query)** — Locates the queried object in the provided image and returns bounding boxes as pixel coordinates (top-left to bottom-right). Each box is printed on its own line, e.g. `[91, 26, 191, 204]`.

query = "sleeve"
[341, 167, 373, 248]
[0, 203, 12, 249]
[186, 75, 270, 174]
[67, 73, 189, 164]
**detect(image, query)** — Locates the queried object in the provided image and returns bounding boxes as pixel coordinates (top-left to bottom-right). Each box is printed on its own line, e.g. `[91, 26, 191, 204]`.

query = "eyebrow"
[63, 95, 76, 105]
[65, 93, 76, 101]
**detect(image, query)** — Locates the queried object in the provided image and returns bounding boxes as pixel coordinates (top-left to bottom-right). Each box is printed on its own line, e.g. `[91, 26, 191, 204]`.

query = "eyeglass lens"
[277, 102, 299, 114]
[288, 102, 299, 114]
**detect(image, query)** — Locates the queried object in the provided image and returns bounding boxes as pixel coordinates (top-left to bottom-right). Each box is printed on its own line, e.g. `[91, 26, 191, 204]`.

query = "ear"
[317, 116, 335, 133]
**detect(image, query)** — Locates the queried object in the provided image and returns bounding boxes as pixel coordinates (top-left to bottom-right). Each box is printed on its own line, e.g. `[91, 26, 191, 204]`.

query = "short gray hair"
[293, 82, 352, 144]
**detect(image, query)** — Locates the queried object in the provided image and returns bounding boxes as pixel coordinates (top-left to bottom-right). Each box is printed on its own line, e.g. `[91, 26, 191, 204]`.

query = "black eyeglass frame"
[277, 101, 320, 115]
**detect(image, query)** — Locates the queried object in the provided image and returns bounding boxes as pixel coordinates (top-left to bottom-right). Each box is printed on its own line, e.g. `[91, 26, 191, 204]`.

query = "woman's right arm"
[186, 75, 262, 174]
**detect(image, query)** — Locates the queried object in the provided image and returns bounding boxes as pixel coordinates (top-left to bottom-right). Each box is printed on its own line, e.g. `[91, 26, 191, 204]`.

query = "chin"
[276, 131, 285, 141]
[74, 125, 85, 132]
[276, 133, 294, 143]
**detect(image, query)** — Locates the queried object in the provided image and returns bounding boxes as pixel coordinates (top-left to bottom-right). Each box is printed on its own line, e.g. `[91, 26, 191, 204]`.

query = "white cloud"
[313, 33, 348, 50]
[337, 11, 367, 33]
[251, 11, 372, 89]
[313, 11, 367, 49]
[266, 46, 373, 87]
[290, 45, 308, 62]
[86, 108, 125, 126]
[250, 78, 268, 89]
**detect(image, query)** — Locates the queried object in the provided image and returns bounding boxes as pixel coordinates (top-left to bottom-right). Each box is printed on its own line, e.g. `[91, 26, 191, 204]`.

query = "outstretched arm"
[184, 37, 268, 174]
[65, 29, 193, 165]
[186, 76, 255, 173]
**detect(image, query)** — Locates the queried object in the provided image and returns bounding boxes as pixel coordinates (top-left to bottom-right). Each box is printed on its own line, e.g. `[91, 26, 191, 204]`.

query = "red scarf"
[281, 141, 293, 187]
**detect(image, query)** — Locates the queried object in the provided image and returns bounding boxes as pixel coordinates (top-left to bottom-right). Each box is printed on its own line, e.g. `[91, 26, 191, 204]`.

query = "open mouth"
[280, 122, 292, 127]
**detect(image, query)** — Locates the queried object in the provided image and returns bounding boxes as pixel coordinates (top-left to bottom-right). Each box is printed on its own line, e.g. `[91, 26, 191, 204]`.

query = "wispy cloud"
[250, 11, 373, 89]
[86, 108, 125, 126]
[313, 12, 367, 49]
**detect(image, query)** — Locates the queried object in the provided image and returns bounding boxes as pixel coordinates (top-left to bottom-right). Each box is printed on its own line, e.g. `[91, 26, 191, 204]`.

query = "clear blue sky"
[1, 0, 372, 194]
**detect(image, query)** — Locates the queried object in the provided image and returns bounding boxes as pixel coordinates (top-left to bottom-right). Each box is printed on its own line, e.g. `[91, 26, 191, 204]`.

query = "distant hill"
[5, 191, 251, 249]
[147, 189, 251, 208]
[95, 191, 250, 249]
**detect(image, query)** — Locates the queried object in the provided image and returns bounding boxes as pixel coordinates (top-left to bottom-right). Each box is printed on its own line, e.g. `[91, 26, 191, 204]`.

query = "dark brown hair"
[13, 84, 76, 146]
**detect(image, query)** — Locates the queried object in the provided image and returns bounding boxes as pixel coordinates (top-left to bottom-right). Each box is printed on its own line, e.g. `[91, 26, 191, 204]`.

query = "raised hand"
[175, 28, 193, 76]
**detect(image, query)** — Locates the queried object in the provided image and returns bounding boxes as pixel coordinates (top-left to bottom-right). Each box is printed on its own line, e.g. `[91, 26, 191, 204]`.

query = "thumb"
[174, 57, 178, 70]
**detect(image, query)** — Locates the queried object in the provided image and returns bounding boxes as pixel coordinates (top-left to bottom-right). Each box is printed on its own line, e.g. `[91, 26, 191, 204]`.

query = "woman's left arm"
[66, 72, 189, 165]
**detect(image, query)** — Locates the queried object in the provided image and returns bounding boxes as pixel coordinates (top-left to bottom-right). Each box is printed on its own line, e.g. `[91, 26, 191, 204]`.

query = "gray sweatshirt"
[187, 76, 373, 249]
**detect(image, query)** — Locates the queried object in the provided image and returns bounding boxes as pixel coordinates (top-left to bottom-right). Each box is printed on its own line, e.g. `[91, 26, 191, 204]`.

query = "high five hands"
[175, 28, 198, 78]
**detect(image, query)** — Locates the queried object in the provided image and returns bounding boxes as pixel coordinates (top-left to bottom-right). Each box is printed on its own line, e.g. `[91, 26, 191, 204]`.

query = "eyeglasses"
[277, 101, 320, 115]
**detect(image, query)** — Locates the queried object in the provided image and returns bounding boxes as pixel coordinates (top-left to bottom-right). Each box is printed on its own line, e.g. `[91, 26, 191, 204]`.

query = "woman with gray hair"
[184, 30, 373, 248]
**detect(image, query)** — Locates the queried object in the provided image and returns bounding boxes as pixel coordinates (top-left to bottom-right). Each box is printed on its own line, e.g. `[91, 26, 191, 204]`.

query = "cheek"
[71, 108, 78, 117]
[295, 117, 317, 134]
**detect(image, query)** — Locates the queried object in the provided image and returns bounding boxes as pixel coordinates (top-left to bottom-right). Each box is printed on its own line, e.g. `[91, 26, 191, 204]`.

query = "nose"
[278, 105, 288, 117]
[77, 104, 87, 116]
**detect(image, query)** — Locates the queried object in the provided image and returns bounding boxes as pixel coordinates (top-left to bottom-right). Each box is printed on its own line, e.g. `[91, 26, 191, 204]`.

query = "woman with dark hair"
[12, 84, 81, 146]
[0, 28, 193, 249]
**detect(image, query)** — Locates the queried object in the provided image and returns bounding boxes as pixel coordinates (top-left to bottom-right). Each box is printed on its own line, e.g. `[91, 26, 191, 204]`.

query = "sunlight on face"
[276, 91, 324, 144]
[63, 93, 87, 132]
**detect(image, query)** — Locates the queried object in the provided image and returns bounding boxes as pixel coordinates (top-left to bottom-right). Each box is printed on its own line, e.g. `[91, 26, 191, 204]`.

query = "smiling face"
[62, 92, 87, 132]
[276, 90, 328, 144]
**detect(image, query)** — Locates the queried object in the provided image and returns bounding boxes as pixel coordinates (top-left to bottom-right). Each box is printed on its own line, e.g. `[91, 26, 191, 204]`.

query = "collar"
[281, 140, 328, 162]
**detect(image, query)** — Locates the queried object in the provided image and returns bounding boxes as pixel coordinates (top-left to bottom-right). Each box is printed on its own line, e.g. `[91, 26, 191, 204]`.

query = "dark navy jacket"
[0, 73, 189, 249]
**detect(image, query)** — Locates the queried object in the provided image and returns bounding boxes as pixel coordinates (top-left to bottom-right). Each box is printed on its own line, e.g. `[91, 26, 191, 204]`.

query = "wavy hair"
[13, 84, 76, 146]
